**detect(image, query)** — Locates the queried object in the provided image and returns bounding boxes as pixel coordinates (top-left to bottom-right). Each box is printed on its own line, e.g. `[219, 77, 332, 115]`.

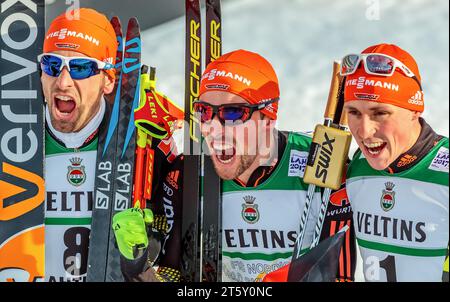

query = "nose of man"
[201, 116, 224, 139]
[357, 115, 377, 140]
[56, 68, 75, 90]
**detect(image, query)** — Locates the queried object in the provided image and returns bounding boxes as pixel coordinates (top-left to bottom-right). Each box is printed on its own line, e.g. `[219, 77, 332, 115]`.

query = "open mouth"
[212, 142, 236, 164]
[54, 95, 76, 116]
[363, 141, 387, 156]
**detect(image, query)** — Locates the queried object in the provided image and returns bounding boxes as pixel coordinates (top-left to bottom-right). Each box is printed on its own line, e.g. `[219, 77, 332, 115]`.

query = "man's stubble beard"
[49, 110, 75, 133]
[235, 154, 257, 179]
[213, 153, 258, 181]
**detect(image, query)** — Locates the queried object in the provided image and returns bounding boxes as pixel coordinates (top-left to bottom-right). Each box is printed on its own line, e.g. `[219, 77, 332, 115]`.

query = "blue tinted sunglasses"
[37, 53, 113, 80]
[193, 98, 278, 124]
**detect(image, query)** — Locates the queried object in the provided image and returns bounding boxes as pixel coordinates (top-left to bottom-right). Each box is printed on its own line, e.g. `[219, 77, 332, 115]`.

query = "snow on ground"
[140, 0, 449, 281]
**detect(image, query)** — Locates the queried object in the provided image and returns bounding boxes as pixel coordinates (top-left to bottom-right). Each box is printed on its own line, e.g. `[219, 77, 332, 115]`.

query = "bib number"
[365, 255, 397, 282]
[63, 227, 90, 277]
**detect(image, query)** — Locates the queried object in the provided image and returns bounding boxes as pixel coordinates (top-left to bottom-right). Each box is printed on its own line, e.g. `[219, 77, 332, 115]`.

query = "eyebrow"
[345, 105, 390, 112]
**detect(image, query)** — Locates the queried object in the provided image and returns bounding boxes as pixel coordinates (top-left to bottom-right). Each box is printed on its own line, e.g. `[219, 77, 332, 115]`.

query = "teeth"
[364, 142, 384, 148]
[364, 141, 385, 156]
[212, 143, 233, 151]
[56, 95, 74, 101]
[367, 148, 381, 155]
[216, 156, 233, 164]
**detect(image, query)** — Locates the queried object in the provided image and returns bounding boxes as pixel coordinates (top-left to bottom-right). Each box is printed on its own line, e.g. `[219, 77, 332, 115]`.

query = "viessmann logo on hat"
[346, 76, 400, 91]
[202, 68, 252, 87]
[46, 28, 100, 46]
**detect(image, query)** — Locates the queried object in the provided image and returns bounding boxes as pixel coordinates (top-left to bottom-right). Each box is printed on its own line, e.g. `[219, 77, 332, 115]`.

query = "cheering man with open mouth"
[40, 8, 116, 282]
[343, 43, 449, 282]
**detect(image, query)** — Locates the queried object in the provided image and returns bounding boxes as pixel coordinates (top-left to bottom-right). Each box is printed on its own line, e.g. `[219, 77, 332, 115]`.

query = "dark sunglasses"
[37, 53, 113, 80]
[193, 98, 278, 124]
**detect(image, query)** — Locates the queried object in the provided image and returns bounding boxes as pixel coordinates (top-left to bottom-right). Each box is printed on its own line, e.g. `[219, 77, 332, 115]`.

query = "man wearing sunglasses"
[39, 8, 116, 282]
[342, 43, 448, 281]
[117, 49, 356, 282]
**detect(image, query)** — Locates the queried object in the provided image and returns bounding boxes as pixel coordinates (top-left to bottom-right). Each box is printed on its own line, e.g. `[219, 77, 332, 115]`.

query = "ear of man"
[103, 74, 115, 95]
[412, 111, 422, 121]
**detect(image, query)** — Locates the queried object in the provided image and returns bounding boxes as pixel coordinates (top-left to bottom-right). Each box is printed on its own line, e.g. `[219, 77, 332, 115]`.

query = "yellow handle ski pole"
[310, 107, 350, 248]
[293, 61, 348, 258]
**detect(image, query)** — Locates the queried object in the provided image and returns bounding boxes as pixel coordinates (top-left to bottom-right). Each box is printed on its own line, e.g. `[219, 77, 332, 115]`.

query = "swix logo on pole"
[315, 132, 335, 183]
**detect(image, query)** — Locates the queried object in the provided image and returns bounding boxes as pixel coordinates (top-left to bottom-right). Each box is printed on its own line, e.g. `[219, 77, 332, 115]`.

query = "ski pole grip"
[323, 61, 342, 121]
[150, 67, 156, 82]
[141, 65, 149, 75]
[339, 107, 348, 128]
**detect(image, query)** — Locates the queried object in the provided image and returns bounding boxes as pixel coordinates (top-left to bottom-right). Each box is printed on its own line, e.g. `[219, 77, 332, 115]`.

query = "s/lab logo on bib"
[428, 147, 449, 173]
[288, 150, 308, 177]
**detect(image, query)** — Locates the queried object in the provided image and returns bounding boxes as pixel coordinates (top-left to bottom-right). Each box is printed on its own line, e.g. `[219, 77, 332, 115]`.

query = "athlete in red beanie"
[343, 43, 448, 282]
[343, 43, 425, 170]
[115, 49, 356, 282]
[196, 49, 281, 181]
[200, 49, 280, 119]
[40, 8, 116, 133]
[40, 8, 117, 282]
